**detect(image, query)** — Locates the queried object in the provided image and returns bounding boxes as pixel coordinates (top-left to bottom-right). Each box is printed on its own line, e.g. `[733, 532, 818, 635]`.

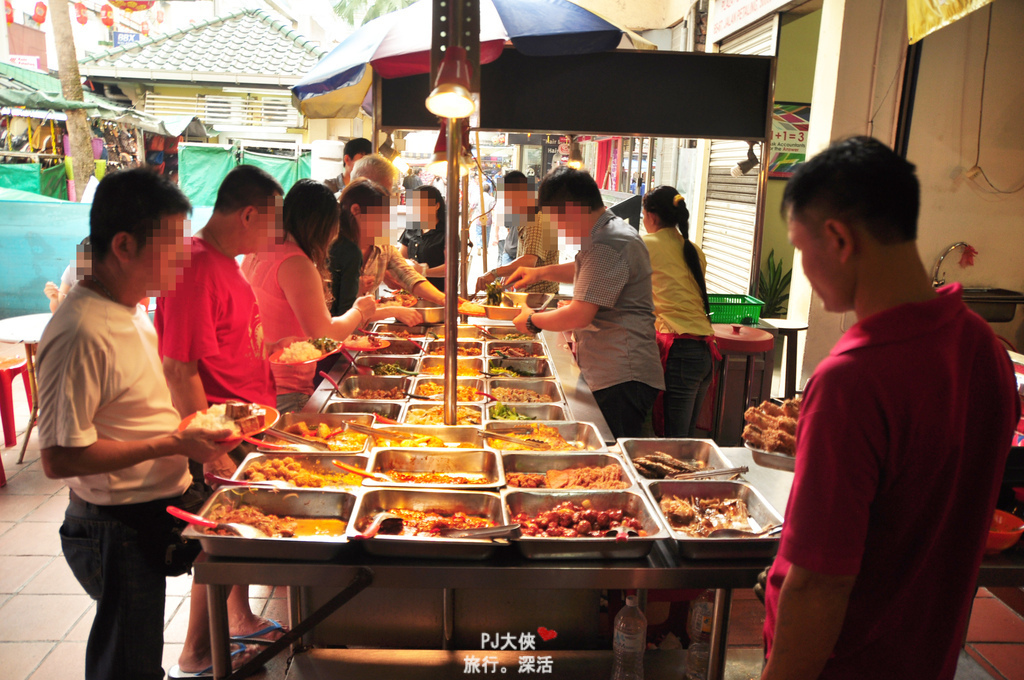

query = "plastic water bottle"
[610, 595, 647, 680]
[686, 590, 714, 680]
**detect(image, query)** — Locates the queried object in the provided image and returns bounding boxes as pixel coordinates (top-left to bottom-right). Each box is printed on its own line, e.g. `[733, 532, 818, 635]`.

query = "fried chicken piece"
[762, 429, 796, 456]
[744, 407, 777, 430]
[759, 400, 785, 418]
[742, 424, 766, 448]
[782, 397, 801, 419]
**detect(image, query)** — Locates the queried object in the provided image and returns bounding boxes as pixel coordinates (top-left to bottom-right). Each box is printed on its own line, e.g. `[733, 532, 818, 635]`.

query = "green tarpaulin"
[179, 144, 237, 207]
[0, 163, 43, 193]
[40, 164, 68, 200]
[242, 151, 299, 190]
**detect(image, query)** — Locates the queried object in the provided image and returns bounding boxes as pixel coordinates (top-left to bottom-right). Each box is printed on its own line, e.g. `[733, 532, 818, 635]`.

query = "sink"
[960, 288, 1024, 322]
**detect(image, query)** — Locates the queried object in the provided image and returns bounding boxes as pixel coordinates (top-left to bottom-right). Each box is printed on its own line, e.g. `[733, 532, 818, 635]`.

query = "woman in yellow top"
[641, 186, 715, 437]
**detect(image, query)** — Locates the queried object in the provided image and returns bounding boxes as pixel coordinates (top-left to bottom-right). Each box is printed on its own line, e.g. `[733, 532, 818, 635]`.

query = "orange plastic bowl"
[985, 510, 1024, 555]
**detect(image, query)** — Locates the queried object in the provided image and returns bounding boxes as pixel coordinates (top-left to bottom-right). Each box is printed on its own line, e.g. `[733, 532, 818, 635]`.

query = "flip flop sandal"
[168, 642, 248, 679]
[230, 618, 287, 645]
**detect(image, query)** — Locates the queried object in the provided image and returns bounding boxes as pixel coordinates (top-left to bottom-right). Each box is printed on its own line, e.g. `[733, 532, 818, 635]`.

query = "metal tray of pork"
[486, 358, 554, 379]
[502, 489, 668, 560]
[502, 453, 636, 491]
[258, 413, 375, 453]
[418, 356, 485, 378]
[366, 424, 486, 450]
[411, 377, 488, 402]
[336, 375, 412, 401]
[423, 339, 485, 357]
[351, 355, 420, 377]
[403, 403, 483, 426]
[323, 400, 405, 423]
[485, 402, 567, 423]
[358, 338, 424, 356]
[486, 341, 547, 360]
[485, 378, 562, 405]
[483, 421, 606, 452]
[184, 487, 357, 560]
[233, 452, 371, 490]
[349, 488, 507, 560]
[618, 438, 736, 486]
[645, 480, 783, 560]
[365, 449, 505, 489]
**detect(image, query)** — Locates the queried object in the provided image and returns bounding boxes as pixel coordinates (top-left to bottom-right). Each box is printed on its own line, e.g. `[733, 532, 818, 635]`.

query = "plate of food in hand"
[343, 335, 391, 352]
[741, 397, 801, 471]
[377, 292, 418, 307]
[179, 402, 280, 442]
[269, 337, 344, 365]
[458, 300, 486, 317]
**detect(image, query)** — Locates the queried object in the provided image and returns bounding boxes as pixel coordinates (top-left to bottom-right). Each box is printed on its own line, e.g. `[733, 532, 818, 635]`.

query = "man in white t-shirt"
[37, 169, 238, 680]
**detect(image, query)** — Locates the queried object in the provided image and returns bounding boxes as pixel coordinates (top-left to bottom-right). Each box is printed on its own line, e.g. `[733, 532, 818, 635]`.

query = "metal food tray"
[349, 488, 506, 560]
[486, 341, 547, 359]
[365, 449, 505, 489]
[424, 339, 485, 357]
[484, 403, 567, 422]
[745, 442, 796, 472]
[370, 324, 433, 338]
[644, 480, 784, 560]
[618, 438, 735, 484]
[502, 489, 668, 559]
[412, 300, 444, 324]
[234, 453, 370, 489]
[404, 403, 483, 426]
[501, 453, 635, 491]
[486, 378, 562, 404]
[337, 375, 412, 400]
[367, 425, 485, 450]
[411, 377, 487, 402]
[184, 487, 357, 561]
[480, 327, 538, 341]
[324, 400, 404, 422]
[418, 356, 485, 377]
[484, 421, 606, 452]
[487, 358, 553, 379]
[359, 339, 423, 356]
[352, 356, 420, 376]
[424, 325, 483, 339]
[260, 413, 375, 453]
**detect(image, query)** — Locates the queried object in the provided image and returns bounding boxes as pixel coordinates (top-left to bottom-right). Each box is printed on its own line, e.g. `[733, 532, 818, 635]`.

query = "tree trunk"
[50, 0, 94, 201]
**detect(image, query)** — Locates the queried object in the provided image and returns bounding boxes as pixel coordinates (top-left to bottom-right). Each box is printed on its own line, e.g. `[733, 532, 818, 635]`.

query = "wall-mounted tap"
[931, 242, 972, 288]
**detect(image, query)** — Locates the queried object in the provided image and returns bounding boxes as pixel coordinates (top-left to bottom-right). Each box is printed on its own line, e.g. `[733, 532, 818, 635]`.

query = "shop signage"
[708, 0, 792, 44]
[907, 0, 993, 44]
[768, 102, 810, 179]
[113, 31, 141, 47]
[8, 55, 40, 70]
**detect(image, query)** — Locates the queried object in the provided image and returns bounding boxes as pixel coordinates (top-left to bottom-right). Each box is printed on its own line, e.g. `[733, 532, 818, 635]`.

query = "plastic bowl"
[985, 509, 1024, 555]
[483, 305, 520, 320]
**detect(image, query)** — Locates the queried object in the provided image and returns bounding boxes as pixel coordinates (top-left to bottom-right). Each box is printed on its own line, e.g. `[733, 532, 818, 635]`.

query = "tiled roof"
[79, 9, 326, 80]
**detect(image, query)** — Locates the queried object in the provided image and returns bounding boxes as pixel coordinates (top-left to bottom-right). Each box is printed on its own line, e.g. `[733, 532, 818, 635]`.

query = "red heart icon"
[537, 626, 558, 642]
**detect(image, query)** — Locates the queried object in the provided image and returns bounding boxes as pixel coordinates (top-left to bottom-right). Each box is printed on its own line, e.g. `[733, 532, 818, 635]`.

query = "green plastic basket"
[707, 294, 765, 325]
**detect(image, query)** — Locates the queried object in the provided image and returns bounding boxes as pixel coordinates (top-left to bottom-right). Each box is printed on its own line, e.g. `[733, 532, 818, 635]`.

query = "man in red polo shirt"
[762, 137, 1019, 680]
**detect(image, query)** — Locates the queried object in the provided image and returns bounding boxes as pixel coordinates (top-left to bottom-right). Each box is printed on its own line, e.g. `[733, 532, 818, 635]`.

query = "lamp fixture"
[425, 46, 476, 119]
[425, 123, 470, 177]
[731, 142, 760, 177]
[378, 133, 411, 174]
[567, 136, 584, 170]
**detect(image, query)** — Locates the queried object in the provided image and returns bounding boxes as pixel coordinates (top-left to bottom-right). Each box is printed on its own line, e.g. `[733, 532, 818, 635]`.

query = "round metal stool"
[711, 324, 775, 443]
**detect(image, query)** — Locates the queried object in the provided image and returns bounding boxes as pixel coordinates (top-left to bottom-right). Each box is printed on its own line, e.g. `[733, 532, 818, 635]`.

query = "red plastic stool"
[1, 356, 33, 468]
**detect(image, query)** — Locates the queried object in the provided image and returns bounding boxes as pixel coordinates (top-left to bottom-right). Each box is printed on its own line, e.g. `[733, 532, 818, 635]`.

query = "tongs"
[438, 523, 521, 539]
[342, 420, 419, 444]
[481, 430, 550, 450]
[265, 427, 332, 452]
[671, 466, 748, 481]
[205, 472, 291, 490]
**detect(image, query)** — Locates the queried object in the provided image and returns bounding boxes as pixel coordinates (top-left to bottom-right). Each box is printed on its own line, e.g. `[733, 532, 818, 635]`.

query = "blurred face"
[543, 201, 590, 246]
[141, 213, 190, 295]
[410, 194, 439, 230]
[244, 192, 284, 253]
[788, 208, 854, 313]
[642, 207, 658, 234]
[501, 185, 531, 216]
[355, 204, 394, 248]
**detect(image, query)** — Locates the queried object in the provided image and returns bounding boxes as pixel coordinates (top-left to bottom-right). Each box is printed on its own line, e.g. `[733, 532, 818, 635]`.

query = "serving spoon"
[331, 459, 392, 483]
[204, 472, 291, 491]
[707, 524, 783, 539]
[354, 511, 404, 538]
[166, 506, 267, 539]
[438, 523, 522, 539]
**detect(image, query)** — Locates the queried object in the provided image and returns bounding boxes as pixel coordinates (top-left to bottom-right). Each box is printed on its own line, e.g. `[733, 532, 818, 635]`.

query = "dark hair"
[537, 167, 603, 211]
[411, 184, 446, 231]
[501, 170, 529, 188]
[339, 178, 390, 245]
[283, 179, 339, 286]
[90, 168, 191, 260]
[344, 137, 373, 161]
[643, 186, 710, 316]
[782, 136, 919, 243]
[212, 165, 283, 214]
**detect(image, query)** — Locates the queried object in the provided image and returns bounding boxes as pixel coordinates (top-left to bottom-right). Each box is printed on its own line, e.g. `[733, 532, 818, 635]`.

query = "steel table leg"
[207, 583, 232, 680]
[707, 588, 733, 680]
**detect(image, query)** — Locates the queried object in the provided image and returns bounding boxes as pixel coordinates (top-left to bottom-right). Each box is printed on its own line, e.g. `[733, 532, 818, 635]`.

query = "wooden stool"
[762, 319, 809, 399]
[711, 324, 774, 444]
[0, 356, 33, 486]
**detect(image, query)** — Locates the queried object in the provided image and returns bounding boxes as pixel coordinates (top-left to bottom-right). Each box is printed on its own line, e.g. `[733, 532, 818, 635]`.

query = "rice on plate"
[280, 341, 322, 363]
[187, 404, 241, 437]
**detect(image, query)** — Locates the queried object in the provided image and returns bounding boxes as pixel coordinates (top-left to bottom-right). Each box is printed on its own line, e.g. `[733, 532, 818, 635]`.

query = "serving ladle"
[166, 506, 267, 539]
[354, 511, 404, 538]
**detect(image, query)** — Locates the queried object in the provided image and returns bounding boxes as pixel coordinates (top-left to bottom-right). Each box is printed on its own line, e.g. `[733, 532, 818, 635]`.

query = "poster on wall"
[768, 102, 810, 179]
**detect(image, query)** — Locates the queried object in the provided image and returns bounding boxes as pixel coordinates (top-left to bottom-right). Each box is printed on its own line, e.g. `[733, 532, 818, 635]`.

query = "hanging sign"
[907, 0, 994, 44]
[75, 2, 87, 24]
[767, 102, 810, 179]
[140, 20, 149, 35]
[101, 4, 114, 26]
[32, 1, 47, 24]
[708, 0, 790, 44]
[113, 31, 141, 46]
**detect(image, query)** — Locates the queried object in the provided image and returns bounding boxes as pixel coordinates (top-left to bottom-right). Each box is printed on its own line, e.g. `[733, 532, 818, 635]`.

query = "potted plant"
[758, 249, 792, 318]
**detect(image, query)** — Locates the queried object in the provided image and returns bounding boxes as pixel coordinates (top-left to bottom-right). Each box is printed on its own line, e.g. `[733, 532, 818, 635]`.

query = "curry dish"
[206, 505, 348, 538]
[357, 508, 494, 536]
[243, 457, 365, 488]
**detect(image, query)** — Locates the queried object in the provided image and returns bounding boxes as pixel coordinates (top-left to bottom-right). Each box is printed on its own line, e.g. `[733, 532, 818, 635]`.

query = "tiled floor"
[2, 339, 1023, 679]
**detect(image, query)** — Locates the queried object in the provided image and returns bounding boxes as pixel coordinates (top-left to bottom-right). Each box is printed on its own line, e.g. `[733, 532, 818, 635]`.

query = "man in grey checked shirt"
[506, 168, 664, 437]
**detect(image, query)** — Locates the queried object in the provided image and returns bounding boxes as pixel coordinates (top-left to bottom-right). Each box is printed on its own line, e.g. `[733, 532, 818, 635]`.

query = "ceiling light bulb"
[426, 46, 476, 119]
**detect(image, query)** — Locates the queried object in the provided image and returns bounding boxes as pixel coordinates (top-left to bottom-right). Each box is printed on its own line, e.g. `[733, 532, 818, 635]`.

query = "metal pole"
[645, 137, 655, 192]
[626, 137, 635, 193]
[476, 130, 488, 271]
[444, 117, 461, 425]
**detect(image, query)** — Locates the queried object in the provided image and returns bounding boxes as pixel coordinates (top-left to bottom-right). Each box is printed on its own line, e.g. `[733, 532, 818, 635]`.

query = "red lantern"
[156, 9, 163, 23]
[109, 1, 154, 11]
[4, 0, 13, 25]
[101, 4, 113, 27]
[140, 20, 148, 35]
[32, 1, 47, 24]
[75, 2, 87, 24]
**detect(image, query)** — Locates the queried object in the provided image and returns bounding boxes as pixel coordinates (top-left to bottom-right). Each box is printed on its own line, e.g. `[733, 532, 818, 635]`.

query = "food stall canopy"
[292, 0, 654, 119]
[380, 49, 774, 140]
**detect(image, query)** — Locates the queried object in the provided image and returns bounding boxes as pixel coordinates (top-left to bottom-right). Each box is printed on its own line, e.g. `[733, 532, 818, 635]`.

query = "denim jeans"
[593, 380, 659, 439]
[60, 487, 205, 680]
[663, 338, 714, 437]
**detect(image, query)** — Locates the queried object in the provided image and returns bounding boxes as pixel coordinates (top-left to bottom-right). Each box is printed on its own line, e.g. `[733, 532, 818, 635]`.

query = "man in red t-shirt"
[762, 137, 1019, 680]
[155, 165, 285, 675]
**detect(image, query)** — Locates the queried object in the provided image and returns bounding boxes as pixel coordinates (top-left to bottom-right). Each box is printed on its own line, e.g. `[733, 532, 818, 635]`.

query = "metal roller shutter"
[701, 15, 778, 295]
